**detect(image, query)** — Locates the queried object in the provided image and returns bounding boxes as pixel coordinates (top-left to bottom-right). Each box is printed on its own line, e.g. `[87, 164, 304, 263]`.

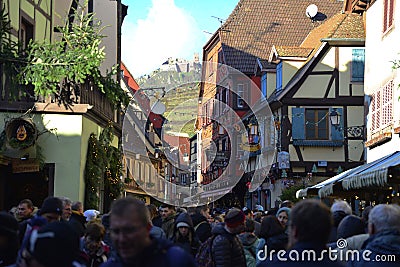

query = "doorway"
[0, 163, 54, 211]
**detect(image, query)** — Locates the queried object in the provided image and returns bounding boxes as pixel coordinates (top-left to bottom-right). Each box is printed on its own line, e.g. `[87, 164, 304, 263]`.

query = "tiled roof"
[269, 12, 365, 103]
[301, 12, 365, 48]
[273, 46, 314, 58]
[256, 58, 274, 70]
[220, 0, 344, 74]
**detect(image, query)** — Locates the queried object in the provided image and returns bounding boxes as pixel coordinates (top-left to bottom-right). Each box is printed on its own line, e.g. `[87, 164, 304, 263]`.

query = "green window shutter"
[330, 107, 344, 141]
[292, 107, 305, 140]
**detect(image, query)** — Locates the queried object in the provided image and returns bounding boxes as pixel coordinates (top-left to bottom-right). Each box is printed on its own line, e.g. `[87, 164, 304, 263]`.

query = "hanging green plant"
[18, 1, 130, 108]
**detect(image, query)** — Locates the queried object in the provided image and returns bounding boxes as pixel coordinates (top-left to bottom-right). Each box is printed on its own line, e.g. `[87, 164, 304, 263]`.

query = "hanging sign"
[11, 159, 40, 173]
[5, 118, 38, 150]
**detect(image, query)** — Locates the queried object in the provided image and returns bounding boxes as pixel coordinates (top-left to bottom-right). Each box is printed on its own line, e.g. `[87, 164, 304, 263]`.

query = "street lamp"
[329, 109, 341, 127]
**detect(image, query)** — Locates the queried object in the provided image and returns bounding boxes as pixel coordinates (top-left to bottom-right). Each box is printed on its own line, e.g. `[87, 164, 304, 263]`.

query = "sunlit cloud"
[122, 0, 201, 77]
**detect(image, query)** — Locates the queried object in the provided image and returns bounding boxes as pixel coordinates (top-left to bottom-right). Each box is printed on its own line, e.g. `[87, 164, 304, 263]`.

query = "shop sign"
[12, 159, 40, 173]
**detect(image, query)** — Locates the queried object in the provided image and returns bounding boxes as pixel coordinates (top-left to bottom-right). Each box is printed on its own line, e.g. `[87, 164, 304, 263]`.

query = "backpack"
[194, 234, 216, 267]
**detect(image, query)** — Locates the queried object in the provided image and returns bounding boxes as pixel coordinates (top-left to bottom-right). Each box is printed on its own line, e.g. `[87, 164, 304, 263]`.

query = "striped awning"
[297, 151, 400, 198]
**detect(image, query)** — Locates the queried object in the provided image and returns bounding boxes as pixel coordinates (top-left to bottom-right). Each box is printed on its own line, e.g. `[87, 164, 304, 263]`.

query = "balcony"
[0, 76, 119, 125]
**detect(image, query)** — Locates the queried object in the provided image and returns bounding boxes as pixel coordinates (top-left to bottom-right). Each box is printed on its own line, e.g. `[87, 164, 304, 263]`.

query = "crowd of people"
[0, 196, 399, 267]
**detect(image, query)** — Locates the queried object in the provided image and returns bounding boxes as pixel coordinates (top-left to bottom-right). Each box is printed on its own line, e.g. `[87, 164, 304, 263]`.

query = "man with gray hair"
[59, 196, 72, 222]
[328, 199, 352, 243]
[349, 204, 400, 266]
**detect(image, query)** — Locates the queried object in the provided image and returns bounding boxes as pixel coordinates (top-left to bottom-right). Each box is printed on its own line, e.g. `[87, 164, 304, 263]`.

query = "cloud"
[122, 0, 200, 77]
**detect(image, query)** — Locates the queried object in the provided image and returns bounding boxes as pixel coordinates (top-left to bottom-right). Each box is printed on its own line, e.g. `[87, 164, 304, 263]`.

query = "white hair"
[331, 199, 352, 215]
[369, 204, 400, 233]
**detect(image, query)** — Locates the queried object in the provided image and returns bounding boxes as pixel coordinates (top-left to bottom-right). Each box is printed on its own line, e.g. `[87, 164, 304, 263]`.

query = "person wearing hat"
[276, 207, 290, 233]
[172, 211, 200, 256]
[0, 212, 19, 266]
[211, 207, 246, 267]
[18, 197, 63, 245]
[18, 221, 81, 267]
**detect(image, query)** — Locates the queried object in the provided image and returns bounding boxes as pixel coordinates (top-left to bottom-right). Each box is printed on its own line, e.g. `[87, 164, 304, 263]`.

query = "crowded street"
[1, 0, 400, 266]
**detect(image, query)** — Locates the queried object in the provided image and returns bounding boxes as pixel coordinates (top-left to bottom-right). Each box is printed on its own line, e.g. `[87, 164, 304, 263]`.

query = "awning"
[297, 168, 358, 198]
[297, 151, 400, 198]
[342, 151, 400, 190]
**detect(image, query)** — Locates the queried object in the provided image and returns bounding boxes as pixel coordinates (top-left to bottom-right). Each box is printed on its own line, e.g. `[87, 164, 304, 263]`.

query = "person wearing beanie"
[337, 214, 365, 240]
[0, 212, 19, 266]
[83, 209, 100, 222]
[19, 221, 81, 267]
[276, 207, 290, 232]
[172, 212, 200, 256]
[18, 196, 63, 245]
[259, 199, 343, 267]
[211, 207, 246, 267]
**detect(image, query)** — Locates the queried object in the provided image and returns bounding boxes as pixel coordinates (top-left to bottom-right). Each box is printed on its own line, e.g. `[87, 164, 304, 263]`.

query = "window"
[181, 174, 187, 185]
[222, 138, 227, 151]
[236, 84, 248, 108]
[276, 62, 282, 91]
[352, 49, 365, 82]
[292, 107, 343, 146]
[383, 0, 395, 33]
[20, 17, 34, 51]
[208, 56, 214, 76]
[370, 80, 393, 133]
[305, 109, 329, 140]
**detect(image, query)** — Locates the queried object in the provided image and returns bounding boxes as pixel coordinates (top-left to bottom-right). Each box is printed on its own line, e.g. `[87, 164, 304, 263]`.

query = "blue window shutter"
[352, 49, 365, 82]
[292, 107, 305, 140]
[330, 107, 344, 141]
[276, 62, 282, 91]
[261, 73, 267, 98]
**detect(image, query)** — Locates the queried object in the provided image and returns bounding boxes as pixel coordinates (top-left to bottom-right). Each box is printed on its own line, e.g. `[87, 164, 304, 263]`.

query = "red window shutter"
[376, 90, 381, 130]
[384, 0, 388, 32]
[371, 93, 376, 132]
[389, 0, 395, 29]
[382, 80, 393, 127]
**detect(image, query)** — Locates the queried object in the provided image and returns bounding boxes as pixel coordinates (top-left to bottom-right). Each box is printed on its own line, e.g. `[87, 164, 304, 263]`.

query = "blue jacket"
[100, 237, 196, 267]
[347, 230, 400, 267]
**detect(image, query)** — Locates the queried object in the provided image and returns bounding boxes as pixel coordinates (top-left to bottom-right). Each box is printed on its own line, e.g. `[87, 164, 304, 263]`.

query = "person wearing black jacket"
[68, 201, 87, 237]
[190, 205, 212, 243]
[211, 208, 246, 267]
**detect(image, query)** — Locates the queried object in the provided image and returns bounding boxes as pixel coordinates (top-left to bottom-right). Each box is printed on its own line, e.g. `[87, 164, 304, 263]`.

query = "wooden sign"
[12, 159, 40, 173]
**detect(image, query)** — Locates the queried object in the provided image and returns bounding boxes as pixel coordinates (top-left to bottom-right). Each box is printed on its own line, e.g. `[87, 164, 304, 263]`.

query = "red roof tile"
[219, 0, 344, 74]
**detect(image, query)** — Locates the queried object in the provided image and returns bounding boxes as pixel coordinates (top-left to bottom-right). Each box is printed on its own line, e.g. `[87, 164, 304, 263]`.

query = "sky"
[121, 0, 238, 77]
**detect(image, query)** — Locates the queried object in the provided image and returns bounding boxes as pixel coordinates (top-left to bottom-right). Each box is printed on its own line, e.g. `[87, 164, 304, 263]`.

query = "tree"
[18, 1, 130, 108]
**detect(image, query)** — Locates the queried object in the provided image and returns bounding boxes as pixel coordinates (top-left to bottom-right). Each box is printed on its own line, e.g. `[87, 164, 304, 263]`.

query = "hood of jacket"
[175, 212, 193, 228]
[238, 232, 258, 246]
[365, 230, 400, 255]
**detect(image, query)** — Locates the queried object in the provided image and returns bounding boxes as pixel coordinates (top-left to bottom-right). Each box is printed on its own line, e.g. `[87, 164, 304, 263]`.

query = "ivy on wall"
[84, 124, 124, 210]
